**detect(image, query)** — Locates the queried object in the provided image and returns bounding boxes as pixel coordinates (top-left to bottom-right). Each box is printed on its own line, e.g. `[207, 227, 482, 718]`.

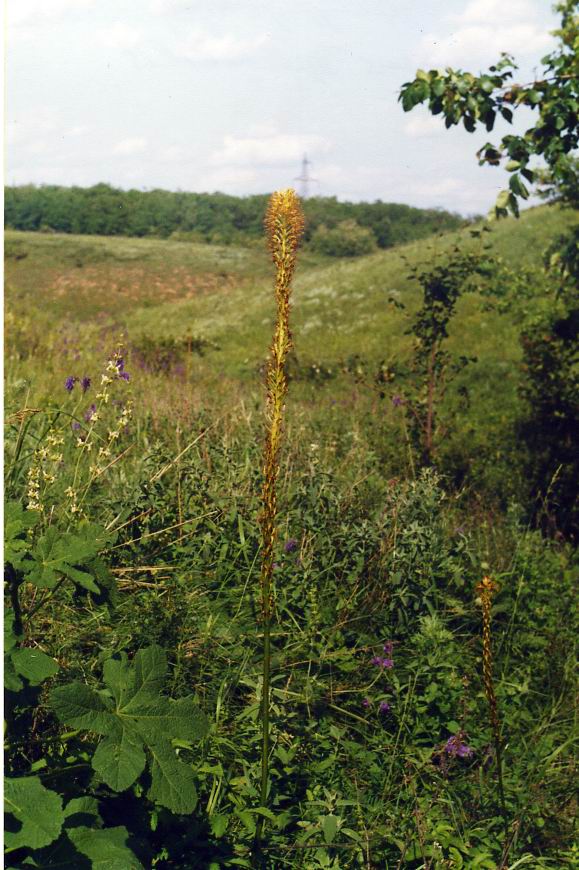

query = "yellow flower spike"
[257, 189, 304, 844]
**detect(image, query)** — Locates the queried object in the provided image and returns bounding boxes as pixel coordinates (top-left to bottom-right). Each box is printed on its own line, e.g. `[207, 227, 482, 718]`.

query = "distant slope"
[5, 203, 575, 377]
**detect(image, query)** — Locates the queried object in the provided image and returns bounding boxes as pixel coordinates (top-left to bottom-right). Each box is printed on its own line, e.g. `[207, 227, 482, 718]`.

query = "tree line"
[4, 183, 466, 251]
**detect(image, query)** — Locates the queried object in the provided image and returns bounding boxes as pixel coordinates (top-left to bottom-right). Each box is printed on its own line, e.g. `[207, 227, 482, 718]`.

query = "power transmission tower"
[295, 154, 316, 199]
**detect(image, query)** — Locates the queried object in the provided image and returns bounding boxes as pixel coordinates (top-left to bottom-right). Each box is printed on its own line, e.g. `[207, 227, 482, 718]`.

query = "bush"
[310, 219, 377, 257]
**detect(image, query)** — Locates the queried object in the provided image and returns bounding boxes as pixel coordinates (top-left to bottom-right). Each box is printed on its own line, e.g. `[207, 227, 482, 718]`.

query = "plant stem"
[477, 576, 509, 844]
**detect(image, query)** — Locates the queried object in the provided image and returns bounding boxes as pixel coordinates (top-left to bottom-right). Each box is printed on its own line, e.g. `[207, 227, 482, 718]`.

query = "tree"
[399, 0, 578, 218]
[399, 0, 579, 537]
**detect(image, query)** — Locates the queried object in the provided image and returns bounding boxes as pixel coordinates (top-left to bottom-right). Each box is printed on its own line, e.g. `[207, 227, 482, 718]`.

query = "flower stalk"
[477, 575, 508, 838]
[257, 190, 304, 840]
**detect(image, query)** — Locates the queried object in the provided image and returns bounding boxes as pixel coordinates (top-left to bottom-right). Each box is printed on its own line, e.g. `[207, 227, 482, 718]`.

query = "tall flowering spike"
[257, 189, 304, 842]
[260, 189, 304, 616]
[476, 575, 508, 834]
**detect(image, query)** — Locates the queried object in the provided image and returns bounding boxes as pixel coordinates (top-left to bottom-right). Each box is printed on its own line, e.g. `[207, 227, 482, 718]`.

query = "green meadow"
[4, 201, 578, 868]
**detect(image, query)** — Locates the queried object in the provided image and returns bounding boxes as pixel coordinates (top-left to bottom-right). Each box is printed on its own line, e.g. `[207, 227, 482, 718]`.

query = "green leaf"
[4, 609, 19, 652]
[147, 741, 199, 814]
[4, 659, 24, 692]
[495, 190, 510, 210]
[67, 826, 144, 869]
[210, 813, 229, 838]
[26, 528, 100, 590]
[509, 173, 529, 199]
[51, 682, 118, 735]
[63, 796, 101, 826]
[4, 501, 36, 569]
[103, 655, 133, 707]
[51, 646, 208, 812]
[129, 645, 168, 705]
[4, 776, 64, 850]
[129, 697, 209, 742]
[12, 647, 59, 685]
[92, 730, 146, 792]
[322, 814, 338, 845]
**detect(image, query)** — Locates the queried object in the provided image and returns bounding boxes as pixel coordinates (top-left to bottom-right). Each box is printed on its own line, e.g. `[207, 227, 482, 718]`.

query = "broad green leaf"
[4, 776, 64, 850]
[127, 697, 209, 742]
[26, 528, 100, 590]
[67, 826, 144, 869]
[322, 814, 338, 845]
[51, 647, 208, 812]
[147, 741, 199, 814]
[129, 644, 167, 704]
[51, 682, 118, 735]
[63, 796, 101, 825]
[92, 730, 146, 792]
[12, 647, 59, 685]
[103, 655, 133, 707]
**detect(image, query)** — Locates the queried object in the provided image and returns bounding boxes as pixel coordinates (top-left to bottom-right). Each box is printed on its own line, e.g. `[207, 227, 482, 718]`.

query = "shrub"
[310, 220, 377, 257]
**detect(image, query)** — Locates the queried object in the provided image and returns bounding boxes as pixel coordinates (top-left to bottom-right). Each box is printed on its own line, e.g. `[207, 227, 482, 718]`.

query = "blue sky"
[6, 0, 559, 214]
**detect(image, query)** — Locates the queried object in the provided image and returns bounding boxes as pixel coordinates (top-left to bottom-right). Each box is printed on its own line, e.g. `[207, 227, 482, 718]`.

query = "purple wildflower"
[444, 735, 473, 759]
[116, 357, 125, 372]
[379, 701, 391, 714]
[371, 656, 394, 669]
[71, 421, 81, 431]
[81, 376, 91, 393]
[362, 698, 371, 709]
[383, 641, 394, 655]
[284, 538, 298, 553]
[118, 372, 130, 382]
[84, 403, 97, 422]
[65, 376, 76, 392]
[392, 395, 404, 407]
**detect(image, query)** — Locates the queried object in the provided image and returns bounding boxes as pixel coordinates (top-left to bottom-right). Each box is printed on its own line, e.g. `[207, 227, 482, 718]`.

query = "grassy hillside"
[5, 203, 574, 361]
[6, 204, 575, 460]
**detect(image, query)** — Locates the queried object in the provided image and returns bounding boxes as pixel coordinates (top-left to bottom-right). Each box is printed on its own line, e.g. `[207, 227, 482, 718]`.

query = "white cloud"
[174, 29, 268, 61]
[211, 132, 331, 166]
[6, 109, 59, 146]
[100, 21, 143, 50]
[149, 0, 193, 13]
[8, 0, 96, 26]
[113, 137, 147, 156]
[418, 0, 553, 68]
[403, 114, 444, 139]
[66, 125, 90, 137]
[201, 167, 259, 192]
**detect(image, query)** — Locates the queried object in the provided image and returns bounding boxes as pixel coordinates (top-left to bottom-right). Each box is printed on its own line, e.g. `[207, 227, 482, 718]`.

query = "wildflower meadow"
[4, 3, 579, 868]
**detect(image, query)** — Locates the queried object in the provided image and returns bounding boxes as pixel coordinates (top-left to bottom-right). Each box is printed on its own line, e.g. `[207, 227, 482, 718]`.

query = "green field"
[4, 203, 578, 868]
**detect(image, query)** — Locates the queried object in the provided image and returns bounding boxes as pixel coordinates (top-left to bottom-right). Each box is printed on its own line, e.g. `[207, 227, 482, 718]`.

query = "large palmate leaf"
[50, 645, 209, 814]
[4, 776, 64, 851]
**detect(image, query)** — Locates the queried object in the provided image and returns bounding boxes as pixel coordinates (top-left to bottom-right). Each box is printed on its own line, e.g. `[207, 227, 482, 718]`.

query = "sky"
[6, 0, 560, 215]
